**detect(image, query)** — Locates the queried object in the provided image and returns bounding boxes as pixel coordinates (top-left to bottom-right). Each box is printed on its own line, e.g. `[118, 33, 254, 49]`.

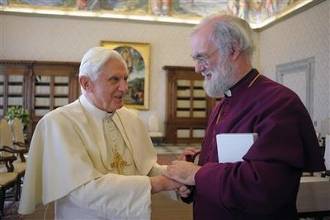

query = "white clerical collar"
[79, 94, 114, 122]
[224, 90, 232, 97]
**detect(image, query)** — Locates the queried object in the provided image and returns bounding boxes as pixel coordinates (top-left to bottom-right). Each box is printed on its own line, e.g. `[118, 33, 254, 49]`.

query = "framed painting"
[101, 41, 150, 110]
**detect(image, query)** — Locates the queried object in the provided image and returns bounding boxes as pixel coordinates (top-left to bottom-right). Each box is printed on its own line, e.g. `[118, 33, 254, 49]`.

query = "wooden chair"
[9, 118, 29, 200]
[10, 118, 28, 149]
[0, 118, 28, 200]
[0, 149, 18, 216]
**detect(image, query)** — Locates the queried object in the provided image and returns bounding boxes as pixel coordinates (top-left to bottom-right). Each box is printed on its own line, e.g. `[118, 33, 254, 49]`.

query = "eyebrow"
[192, 53, 207, 59]
[108, 73, 128, 79]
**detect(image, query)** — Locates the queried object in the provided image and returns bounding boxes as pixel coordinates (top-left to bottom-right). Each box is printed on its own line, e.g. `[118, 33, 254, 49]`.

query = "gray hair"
[79, 47, 127, 81]
[193, 14, 254, 60]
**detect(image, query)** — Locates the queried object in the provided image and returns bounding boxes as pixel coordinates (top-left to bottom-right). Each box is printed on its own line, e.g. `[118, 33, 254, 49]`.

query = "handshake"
[150, 147, 201, 198]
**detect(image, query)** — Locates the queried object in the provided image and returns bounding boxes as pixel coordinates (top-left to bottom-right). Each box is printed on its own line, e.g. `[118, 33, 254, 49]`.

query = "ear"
[230, 41, 241, 61]
[79, 76, 93, 92]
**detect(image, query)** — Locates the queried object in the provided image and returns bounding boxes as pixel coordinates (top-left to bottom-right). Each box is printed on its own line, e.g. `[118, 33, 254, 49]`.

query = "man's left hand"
[165, 160, 201, 185]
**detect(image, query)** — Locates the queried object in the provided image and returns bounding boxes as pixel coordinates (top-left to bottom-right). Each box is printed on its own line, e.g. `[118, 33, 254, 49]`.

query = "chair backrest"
[10, 118, 25, 143]
[0, 118, 14, 157]
[0, 118, 14, 147]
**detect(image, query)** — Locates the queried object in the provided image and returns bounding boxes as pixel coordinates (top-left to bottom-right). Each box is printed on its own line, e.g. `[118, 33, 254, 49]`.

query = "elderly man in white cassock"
[18, 47, 185, 219]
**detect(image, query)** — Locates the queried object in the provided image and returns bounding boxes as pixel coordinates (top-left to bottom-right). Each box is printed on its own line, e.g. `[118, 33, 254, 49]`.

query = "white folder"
[216, 133, 257, 163]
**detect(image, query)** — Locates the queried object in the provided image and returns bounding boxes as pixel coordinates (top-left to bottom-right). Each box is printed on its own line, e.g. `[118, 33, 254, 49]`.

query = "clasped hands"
[151, 147, 201, 198]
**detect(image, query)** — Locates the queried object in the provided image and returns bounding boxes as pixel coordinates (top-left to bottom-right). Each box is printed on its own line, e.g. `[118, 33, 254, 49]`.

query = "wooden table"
[297, 181, 330, 219]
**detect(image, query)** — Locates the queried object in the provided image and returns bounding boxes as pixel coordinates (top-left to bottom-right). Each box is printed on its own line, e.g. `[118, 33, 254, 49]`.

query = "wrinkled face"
[86, 59, 128, 112]
[191, 29, 235, 97]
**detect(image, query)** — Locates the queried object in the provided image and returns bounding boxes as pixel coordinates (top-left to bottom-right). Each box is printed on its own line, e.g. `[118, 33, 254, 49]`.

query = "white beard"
[203, 57, 235, 98]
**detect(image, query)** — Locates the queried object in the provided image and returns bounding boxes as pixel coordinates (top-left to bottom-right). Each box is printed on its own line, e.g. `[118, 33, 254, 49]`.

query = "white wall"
[0, 13, 195, 132]
[259, 0, 330, 130]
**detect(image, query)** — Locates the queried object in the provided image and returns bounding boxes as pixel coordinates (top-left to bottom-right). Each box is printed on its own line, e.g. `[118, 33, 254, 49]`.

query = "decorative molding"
[276, 57, 315, 118]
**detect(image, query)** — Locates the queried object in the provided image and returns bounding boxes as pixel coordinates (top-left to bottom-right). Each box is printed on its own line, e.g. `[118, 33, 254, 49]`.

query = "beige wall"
[258, 0, 330, 129]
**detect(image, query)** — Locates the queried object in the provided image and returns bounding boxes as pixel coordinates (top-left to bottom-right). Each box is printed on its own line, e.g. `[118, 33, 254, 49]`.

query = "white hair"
[193, 14, 254, 60]
[79, 47, 127, 81]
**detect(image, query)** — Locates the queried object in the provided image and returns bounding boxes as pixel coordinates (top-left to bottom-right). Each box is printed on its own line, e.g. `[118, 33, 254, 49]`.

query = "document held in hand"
[216, 133, 258, 163]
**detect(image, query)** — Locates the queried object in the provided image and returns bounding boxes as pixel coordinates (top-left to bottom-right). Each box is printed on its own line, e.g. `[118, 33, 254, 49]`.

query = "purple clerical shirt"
[191, 69, 325, 220]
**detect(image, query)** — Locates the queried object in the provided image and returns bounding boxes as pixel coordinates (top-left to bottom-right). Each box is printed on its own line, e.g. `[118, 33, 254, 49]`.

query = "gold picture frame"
[101, 41, 150, 110]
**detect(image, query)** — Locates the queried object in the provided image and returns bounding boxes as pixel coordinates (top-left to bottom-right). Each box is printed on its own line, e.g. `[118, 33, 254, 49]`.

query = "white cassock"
[18, 95, 166, 219]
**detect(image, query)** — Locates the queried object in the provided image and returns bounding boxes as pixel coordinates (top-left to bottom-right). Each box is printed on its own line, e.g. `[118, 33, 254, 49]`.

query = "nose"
[195, 62, 205, 74]
[118, 79, 128, 93]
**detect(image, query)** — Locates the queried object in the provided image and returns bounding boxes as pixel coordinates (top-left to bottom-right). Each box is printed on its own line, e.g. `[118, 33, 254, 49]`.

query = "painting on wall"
[99, 0, 148, 13]
[3, 0, 149, 11]
[170, 0, 309, 26]
[6, 0, 75, 7]
[0, 0, 324, 29]
[172, 0, 228, 17]
[101, 41, 150, 110]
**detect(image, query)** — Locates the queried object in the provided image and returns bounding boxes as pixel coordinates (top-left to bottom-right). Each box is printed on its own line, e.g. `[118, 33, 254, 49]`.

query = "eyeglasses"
[191, 48, 219, 67]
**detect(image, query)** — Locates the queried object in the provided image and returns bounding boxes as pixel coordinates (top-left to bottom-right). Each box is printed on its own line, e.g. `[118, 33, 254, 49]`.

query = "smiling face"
[81, 58, 129, 112]
[191, 27, 235, 97]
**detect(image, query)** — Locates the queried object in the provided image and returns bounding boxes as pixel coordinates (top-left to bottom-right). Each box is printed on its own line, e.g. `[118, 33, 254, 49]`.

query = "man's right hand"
[150, 175, 185, 194]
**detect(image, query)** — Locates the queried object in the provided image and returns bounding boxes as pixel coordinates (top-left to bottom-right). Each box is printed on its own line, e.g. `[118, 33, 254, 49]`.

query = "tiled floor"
[300, 172, 330, 182]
